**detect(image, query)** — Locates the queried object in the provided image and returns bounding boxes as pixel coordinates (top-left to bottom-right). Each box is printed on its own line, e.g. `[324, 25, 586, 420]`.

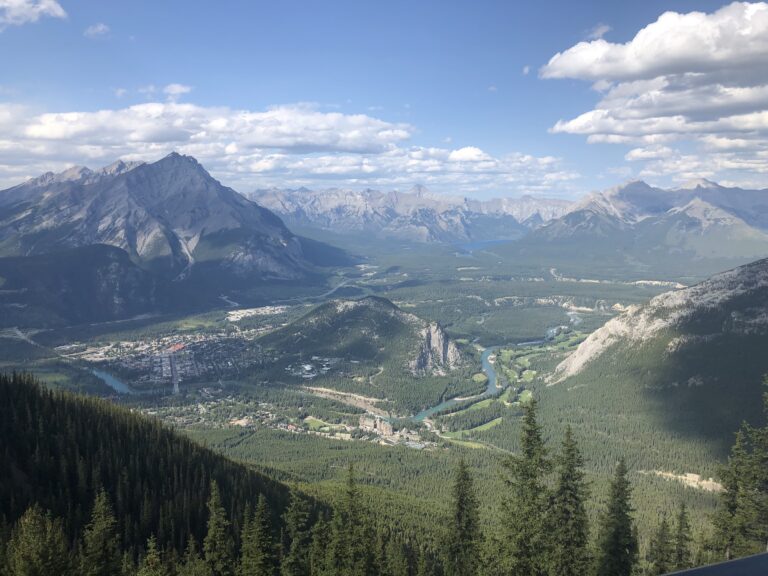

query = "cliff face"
[410, 322, 461, 375]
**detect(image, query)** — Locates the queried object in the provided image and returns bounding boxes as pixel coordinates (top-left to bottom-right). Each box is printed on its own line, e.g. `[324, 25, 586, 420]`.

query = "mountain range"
[251, 186, 573, 242]
[0, 153, 349, 326]
[505, 179, 768, 278]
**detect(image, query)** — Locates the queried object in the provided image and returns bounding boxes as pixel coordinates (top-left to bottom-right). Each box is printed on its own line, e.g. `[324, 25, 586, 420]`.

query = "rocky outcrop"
[410, 322, 461, 375]
[552, 257, 768, 382]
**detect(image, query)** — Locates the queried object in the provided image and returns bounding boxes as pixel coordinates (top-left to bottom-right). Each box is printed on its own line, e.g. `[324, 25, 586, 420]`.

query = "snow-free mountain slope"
[252, 186, 572, 242]
[0, 153, 312, 280]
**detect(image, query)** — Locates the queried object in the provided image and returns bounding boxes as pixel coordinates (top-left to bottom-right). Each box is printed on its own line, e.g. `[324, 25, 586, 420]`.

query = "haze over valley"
[2, 2, 768, 575]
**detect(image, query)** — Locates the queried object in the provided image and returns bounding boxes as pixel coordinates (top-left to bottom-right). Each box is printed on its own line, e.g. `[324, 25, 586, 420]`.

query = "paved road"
[667, 552, 768, 575]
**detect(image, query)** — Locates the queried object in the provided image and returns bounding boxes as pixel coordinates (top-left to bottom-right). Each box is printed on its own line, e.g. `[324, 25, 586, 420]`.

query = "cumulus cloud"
[586, 23, 611, 40]
[0, 0, 65, 29]
[0, 100, 577, 195]
[84, 22, 109, 38]
[541, 2, 768, 185]
[163, 83, 192, 101]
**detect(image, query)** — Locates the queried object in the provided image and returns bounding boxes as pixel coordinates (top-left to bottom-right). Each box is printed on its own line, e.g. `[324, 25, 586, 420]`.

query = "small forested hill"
[260, 296, 461, 373]
[258, 296, 470, 413]
[541, 257, 768, 475]
[0, 372, 291, 555]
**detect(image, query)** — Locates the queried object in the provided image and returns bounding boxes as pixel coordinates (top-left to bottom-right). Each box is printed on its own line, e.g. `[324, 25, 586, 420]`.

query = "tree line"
[1, 372, 767, 575]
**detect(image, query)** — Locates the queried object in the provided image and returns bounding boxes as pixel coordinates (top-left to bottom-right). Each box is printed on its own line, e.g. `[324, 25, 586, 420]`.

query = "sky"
[1, 0, 767, 198]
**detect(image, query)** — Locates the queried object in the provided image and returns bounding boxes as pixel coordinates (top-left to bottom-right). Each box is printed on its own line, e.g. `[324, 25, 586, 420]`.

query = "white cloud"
[163, 83, 192, 101]
[586, 23, 611, 40]
[542, 3, 768, 82]
[542, 2, 768, 185]
[0, 101, 578, 195]
[488, 85, 498, 92]
[0, 0, 65, 29]
[448, 146, 492, 162]
[113, 88, 127, 98]
[84, 22, 109, 38]
[522, 65, 530, 76]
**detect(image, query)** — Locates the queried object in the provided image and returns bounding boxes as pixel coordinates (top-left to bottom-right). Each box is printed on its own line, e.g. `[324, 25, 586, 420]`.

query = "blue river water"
[412, 346, 502, 422]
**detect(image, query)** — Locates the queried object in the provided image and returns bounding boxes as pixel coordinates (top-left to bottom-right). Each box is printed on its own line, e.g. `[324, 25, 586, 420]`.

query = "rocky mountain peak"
[676, 178, 722, 190]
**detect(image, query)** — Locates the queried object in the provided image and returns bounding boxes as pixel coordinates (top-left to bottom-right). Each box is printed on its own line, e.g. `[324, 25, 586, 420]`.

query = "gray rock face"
[251, 186, 572, 242]
[0, 153, 309, 280]
[553, 256, 768, 381]
[410, 322, 462, 375]
[529, 179, 768, 256]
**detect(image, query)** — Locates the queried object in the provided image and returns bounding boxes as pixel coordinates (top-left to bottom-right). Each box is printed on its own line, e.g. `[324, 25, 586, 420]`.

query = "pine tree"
[713, 386, 768, 560]
[137, 535, 167, 576]
[594, 459, 638, 576]
[325, 465, 375, 576]
[384, 535, 410, 576]
[204, 481, 235, 576]
[238, 496, 275, 576]
[547, 426, 590, 576]
[673, 503, 693, 570]
[445, 460, 480, 576]
[81, 489, 122, 576]
[178, 539, 211, 576]
[281, 493, 312, 576]
[308, 518, 329, 576]
[6, 505, 72, 576]
[647, 514, 673, 576]
[499, 398, 551, 576]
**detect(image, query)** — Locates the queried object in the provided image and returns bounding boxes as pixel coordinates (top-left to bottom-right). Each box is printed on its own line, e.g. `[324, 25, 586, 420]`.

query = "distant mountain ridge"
[509, 179, 768, 276]
[251, 186, 573, 242]
[0, 154, 350, 326]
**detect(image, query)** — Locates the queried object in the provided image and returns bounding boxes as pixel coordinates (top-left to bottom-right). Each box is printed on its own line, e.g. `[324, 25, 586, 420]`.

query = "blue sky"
[1, 0, 766, 197]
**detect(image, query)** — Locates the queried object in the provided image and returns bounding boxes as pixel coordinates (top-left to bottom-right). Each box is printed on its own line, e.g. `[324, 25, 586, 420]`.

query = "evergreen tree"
[594, 459, 638, 576]
[308, 518, 329, 576]
[547, 426, 590, 576]
[673, 503, 693, 571]
[444, 460, 480, 576]
[325, 465, 376, 576]
[383, 536, 410, 576]
[81, 489, 122, 576]
[179, 539, 211, 576]
[137, 535, 167, 576]
[713, 387, 768, 559]
[281, 494, 312, 576]
[204, 481, 234, 576]
[6, 505, 72, 576]
[121, 551, 137, 576]
[238, 496, 275, 576]
[647, 515, 673, 576]
[499, 398, 551, 576]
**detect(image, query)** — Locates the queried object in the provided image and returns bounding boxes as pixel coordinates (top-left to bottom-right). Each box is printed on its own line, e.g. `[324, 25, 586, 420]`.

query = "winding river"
[412, 346, 503, 422]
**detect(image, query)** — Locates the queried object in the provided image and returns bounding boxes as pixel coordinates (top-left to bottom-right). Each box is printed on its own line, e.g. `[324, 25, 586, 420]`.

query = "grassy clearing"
[522, 370, 537, 382]
[471, 372, 489, 385]
[304, 416, 343, 431]
[443, 437, 487, 449]
[471, 417, 503, 432]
